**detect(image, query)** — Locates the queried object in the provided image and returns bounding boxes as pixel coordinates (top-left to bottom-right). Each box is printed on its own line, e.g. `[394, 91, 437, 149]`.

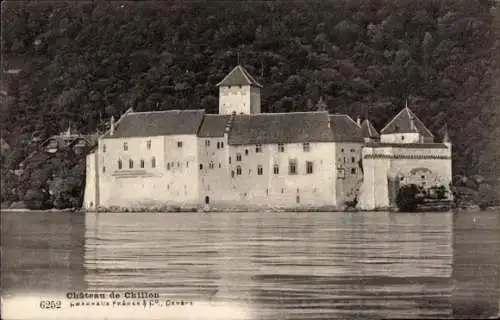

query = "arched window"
[129, 159, 134, 169]
[140, 159, 145, 168]
[118, 159, 122, 169]
[151, 157, 156, 168]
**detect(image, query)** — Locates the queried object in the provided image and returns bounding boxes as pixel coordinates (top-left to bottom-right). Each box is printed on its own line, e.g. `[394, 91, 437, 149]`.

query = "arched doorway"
[204, 196, 210, 204]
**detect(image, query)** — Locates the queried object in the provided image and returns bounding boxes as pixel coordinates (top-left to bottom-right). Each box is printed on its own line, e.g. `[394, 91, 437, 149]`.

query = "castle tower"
[217, 65, 262, 115]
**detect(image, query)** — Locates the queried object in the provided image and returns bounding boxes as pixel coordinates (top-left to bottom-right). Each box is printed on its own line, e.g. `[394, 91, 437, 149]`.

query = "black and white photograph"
[1, 1, 499, 319]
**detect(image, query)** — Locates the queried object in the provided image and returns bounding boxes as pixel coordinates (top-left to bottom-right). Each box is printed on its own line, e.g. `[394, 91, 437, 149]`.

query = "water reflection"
[1, 210, 499, 319]
[1, 211, 86, 296]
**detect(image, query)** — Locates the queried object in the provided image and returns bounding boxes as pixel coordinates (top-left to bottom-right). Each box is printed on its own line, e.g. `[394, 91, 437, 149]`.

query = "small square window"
[177, 141, 183, 148]
[351, 168, 356, 174]
[256, 144, 262, 153]
[278, 143, 285, 152]
[205, 140, 210, 147]
[303, 143, 310, 152]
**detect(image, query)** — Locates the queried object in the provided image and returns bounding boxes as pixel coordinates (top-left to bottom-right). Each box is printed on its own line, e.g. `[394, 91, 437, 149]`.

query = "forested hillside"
[1, 0, 499, 208]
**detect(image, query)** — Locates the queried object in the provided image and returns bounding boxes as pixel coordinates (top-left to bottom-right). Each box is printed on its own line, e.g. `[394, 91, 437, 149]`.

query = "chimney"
[110, 116, 115, 136]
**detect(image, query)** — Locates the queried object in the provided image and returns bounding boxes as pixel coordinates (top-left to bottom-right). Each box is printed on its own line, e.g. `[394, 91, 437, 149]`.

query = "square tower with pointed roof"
[217, 65, 262, 115]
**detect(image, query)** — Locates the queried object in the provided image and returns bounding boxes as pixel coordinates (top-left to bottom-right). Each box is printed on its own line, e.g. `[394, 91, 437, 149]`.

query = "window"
[177, 141, 183, 148]
[351, 168, 356, 174]
[186, 161, 189, 168]
[273, 164, 279, 174]
[236, 166, 242, 175]
[303, 142, 310, 152]
[344, 157, 346, 163]
[102, 166, 106, 173]
[209, 162, 214, 169]
[296, 195, 300, 204]
[147, 140, 151, 150]
[229, 156, 232, 164]
[151, 157, 156, 168]
[129, 159, 134, 169]
[200, 164, 203, 170]
[177, 161, 180, 168]
[289, 159, 297, 175]
[116, 159, 122, 169]
[395, 126, 400, 132]
[220, 141, 224, 148]
[245, 149, 249, 156]
[205, 140, 210, 147]
[102, 144, 106, 153]
[341, 148, 344, 152]
[257, 165, 263, 175]
[167, 163, 170, 170]
[140, 159, 145, 168]
[231, 170, 235, 178]
[306, 161, 313, 174]
[123, 142, 128, 151]
[351, 157, 356, 163]
[216, 142, 220, 149]
[421, 175, 425, 179]
[256, 144, 262, 153]
[236, 153, 242, 161]
[402, 136, 405, 141]
[218, 163, 221, 168]
[278, 143, 285, 152]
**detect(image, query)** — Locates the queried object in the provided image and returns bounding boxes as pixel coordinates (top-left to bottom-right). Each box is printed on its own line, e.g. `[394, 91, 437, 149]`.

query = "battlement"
[363, 142, 451, 159]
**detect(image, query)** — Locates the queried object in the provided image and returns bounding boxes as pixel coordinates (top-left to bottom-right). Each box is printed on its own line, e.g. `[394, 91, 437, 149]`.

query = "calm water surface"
[2, 210, 499, 319]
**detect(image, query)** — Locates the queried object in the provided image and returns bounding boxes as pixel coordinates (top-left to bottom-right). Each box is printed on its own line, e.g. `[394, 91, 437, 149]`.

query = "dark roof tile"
[228, 112, 334, 145]
[329, 115, 364, 142]
[102, 110, 205, 138]
[198, 115, 231, 137]
[216, 65, 262, 88]
[361, 119, 380, 138]
[380, 107, 434, 138]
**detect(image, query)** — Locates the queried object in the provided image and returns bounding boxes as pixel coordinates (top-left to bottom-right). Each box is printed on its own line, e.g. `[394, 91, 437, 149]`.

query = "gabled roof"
[380, 107, 434, 138]
[228, 111, 334, 145]
[329, 114, 364, 143]
[102, 109, 205, 138]
[361, 119, 380, 139]
[197, 115, 231, 137]
[216, 65, 262, 88]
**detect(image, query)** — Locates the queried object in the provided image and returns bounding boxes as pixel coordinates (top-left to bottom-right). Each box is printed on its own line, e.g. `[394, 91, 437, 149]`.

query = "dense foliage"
[1, 0, 499, 208]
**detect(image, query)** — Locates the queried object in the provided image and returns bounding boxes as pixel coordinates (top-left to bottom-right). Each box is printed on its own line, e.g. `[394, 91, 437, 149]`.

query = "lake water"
[1, 210, 499, 319]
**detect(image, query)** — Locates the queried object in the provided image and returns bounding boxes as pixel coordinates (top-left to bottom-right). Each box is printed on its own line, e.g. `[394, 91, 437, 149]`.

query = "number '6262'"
[40, 300, 62, 309]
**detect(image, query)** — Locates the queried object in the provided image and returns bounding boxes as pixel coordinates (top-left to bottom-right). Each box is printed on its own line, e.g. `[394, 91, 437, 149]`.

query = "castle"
[83, 65, 452, 211]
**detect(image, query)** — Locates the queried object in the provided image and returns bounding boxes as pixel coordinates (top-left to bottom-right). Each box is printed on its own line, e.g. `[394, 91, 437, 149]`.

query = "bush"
[396, 184, 423, 212]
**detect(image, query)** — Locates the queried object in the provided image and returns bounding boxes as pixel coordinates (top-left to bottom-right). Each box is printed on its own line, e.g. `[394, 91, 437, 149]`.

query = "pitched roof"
[329, 114, 364, 142]
[216, 65, 262, 88]
[197, 115, 231, 137]
[102, 110, 205, 138]
[361, 119, 380, 139]
[228, 112, 334, 145]
[380, 107, 434, 138]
